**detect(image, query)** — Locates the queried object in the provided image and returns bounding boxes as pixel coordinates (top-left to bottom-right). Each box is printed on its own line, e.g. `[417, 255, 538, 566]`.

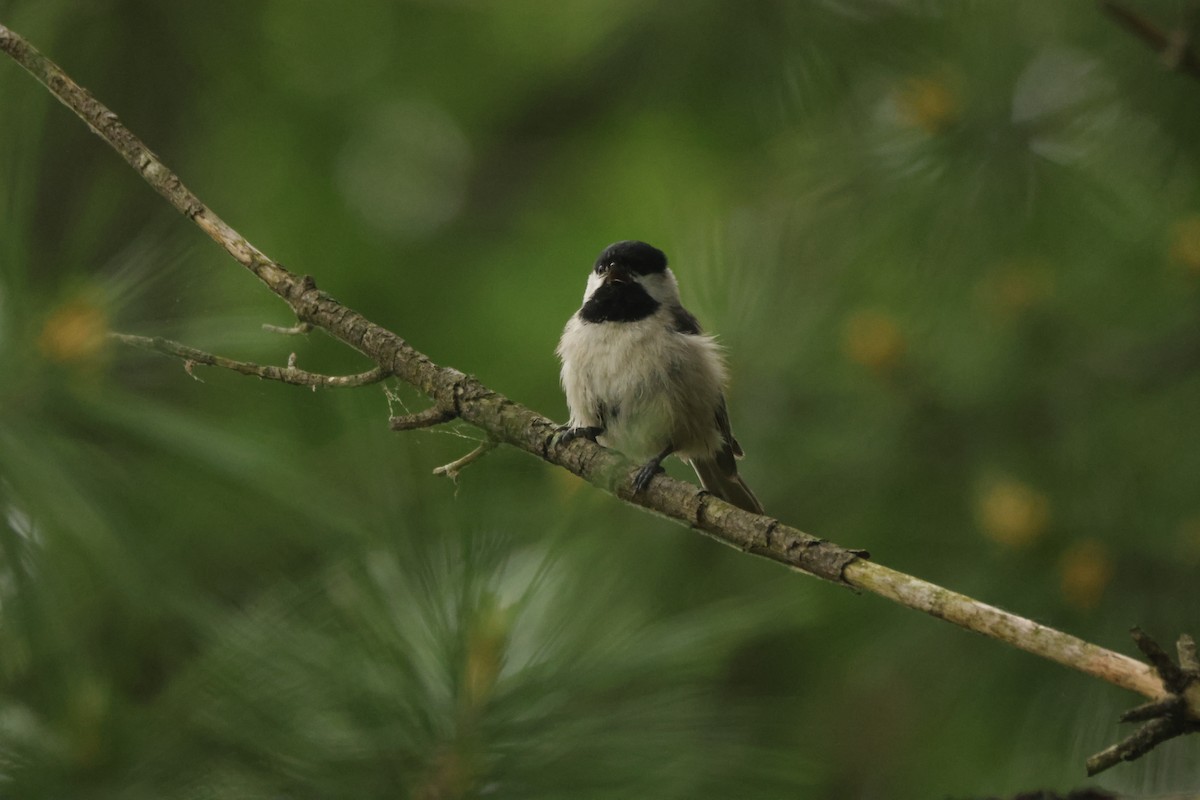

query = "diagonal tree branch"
[2, 19, 1189, 772]
[0, 22, 866, 587]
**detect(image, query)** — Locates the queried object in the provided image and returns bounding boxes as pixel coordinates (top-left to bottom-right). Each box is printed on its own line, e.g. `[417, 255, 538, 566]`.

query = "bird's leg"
[556, 425, 605, 446]
[632, 444, 674, 494]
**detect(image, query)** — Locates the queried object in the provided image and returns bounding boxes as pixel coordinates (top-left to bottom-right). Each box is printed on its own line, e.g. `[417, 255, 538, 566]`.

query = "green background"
[1, 1, 1199, 797]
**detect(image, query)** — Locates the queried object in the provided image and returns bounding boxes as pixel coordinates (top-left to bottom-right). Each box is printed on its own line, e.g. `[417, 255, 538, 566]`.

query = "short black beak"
[603, 263, 633, 285]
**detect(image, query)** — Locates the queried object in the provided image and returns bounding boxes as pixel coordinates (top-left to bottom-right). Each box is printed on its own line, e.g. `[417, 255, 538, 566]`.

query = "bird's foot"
[632, 461, 665, 493]
[631, 446, 674, 494]
[555, 425, 604, 447]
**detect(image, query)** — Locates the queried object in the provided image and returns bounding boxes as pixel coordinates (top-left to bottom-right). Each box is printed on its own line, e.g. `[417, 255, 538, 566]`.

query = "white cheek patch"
[635, 270, 680, 306]
[583, 272, 604, 302]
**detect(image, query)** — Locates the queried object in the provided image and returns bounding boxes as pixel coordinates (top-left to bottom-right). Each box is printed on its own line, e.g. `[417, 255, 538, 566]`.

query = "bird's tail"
[689, 457, 764, 515]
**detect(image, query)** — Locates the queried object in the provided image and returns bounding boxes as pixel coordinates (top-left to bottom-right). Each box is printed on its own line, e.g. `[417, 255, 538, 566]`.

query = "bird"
[555, 240, 764, 514]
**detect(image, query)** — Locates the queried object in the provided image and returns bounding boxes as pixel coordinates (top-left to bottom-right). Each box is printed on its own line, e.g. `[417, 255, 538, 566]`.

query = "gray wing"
[696, 398, 760, 513]
[690, 456, 763, 514]
[671, 305, 744, 461]
[674, 310, 760, 513]
[714, 396, 744, 465]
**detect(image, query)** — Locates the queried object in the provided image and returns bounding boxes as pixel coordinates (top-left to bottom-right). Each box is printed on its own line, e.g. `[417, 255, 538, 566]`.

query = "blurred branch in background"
[1, 11, 1196, 782]
[1100, 0, 1200, 78]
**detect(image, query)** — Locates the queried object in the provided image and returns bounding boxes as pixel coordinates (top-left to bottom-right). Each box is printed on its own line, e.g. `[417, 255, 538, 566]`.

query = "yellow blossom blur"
[1168, 214, 1200, 276]
[895, 75, 960, 135]
[38, 297, 109, 364]
[842, 310, 906, 374]
[978, 478, 1050, 548]
[979, 260, 1055, 319]
[462, 597, 510, 712]
[66, 676, 111, 768]
[1059, 539, 1114, 611]
[417, 746, 474, 800]
[1176, 514, 1200, 566]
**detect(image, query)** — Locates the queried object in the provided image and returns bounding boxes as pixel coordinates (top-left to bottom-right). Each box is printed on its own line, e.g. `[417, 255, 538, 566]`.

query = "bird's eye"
[595, 262, 610, 275]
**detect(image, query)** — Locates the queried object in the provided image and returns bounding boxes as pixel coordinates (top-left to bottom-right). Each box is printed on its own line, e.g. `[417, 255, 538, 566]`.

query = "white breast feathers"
[557, 307, 728, 462]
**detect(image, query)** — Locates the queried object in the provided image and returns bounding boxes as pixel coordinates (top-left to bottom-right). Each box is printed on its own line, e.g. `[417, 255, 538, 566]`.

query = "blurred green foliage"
[2, 1, 1200, 797]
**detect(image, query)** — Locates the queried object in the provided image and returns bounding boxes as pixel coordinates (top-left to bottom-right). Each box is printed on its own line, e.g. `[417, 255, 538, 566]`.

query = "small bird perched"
[556, 240, 764, 514]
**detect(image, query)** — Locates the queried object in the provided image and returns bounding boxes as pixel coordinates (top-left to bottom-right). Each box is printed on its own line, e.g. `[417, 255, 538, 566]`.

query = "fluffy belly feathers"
[558, 315, 726, 461]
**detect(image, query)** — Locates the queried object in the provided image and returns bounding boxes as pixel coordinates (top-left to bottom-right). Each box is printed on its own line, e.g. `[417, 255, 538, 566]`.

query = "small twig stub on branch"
[111, 332, 388, 389]
[1086, 628, 1200, 775]
[390, 406, 458, 431]
[263, 321, 313, 336]
[433, 440, 498, 482]
[1, 17, 1184, 780]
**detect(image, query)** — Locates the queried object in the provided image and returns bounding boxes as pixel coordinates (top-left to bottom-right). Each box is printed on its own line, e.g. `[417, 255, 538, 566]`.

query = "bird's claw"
[555, 425, 604, 447]
[632, 461, 665, 494]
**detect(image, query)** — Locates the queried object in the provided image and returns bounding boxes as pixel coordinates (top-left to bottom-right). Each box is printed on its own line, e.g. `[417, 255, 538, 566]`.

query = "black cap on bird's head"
[579, 240, 670, 323]
[593, 241, 668, 281]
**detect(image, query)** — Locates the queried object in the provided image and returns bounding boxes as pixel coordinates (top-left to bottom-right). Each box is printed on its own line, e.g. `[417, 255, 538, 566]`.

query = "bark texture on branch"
[2, 19, 1184, 765]
[0, 21, 866, 587]
[111, 332, 388, 388]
